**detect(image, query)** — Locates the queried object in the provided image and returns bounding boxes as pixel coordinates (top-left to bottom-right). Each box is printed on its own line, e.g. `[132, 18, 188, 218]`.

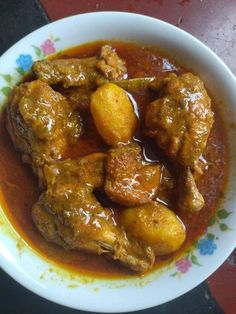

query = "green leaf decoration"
[54, 37, 60, 42]
[209, 216, 216, 226]
[207, 233, 216, 240]
[1, 74, 12, 83]
[16, 67, 25, 75]
[217, 209, 232, 219]
[170, 272, 177, 277]
[191, 254, 201, 266]
[1, 86, 11, 96]
[32, 45, 42, 58]
[219, 223, 230, 231]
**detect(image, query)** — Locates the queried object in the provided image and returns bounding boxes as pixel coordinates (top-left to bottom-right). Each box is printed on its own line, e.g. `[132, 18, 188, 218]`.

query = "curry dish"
[1, 41, 227, 276]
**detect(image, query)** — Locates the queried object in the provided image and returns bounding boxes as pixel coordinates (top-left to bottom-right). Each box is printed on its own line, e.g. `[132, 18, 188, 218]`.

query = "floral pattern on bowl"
[16, 54, 33, 74]
[0, 35, 60, 97]
[171, 208, 232, 277]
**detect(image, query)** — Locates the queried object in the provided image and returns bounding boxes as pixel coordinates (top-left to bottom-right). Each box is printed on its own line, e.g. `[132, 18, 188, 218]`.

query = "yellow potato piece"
[90, 83, 137, 146]
[121, 201, 186, 255]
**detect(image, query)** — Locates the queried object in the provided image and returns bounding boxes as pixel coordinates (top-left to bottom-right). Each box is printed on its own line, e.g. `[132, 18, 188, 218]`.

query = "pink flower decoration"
[176, 258, 192, 274]
[40, 39, 56, 55]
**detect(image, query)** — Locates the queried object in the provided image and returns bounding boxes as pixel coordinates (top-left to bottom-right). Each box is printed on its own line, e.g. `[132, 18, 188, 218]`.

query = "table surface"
[0, 1, 236, 313]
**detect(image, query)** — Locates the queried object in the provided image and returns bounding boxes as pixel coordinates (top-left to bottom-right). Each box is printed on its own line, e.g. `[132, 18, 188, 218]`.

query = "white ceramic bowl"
[0, 12, 236, 313]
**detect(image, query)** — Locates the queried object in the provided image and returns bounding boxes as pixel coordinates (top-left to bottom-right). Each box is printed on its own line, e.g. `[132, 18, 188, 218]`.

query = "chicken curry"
[0, 41, 227, 276]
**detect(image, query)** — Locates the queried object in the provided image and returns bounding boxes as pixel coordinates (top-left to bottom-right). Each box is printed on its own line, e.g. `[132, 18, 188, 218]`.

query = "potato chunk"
[90, 83, 137, 146]
[121, 202, 186, 255]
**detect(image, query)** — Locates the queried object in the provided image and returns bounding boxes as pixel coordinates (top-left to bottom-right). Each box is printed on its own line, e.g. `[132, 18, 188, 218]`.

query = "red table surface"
[40, 1, 236, 313]
[40, 0, 236, 76]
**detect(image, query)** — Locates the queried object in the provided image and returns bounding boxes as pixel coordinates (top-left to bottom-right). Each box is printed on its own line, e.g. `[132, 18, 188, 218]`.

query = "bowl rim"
[0, 11, 236, 313]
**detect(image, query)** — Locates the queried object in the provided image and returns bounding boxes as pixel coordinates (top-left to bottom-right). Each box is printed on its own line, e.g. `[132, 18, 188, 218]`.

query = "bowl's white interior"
[0, 12, 235, 313]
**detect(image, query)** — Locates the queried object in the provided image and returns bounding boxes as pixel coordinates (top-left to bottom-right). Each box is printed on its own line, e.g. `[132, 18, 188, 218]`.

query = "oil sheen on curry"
[0, 41, 227, 277]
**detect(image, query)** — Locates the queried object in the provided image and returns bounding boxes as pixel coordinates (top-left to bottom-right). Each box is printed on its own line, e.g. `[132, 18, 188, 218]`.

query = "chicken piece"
[60, 87, 92, 111]
[178, 167, 205, 212]
[6, 80, 82, 184]
[96, 45, 127, 80]
[32, 153, 155, 273]
[32, 196, 67, 247]
[105, 143, 161, 206]
[156, 164, 176, 207]
[44, 153, 106, 190]
[145, 73, 214, 170]
[33, 44, 126, 88]
[121, 201, 186, 255]
[33, 57, 104, 88]
[146, 73, 212, 212]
